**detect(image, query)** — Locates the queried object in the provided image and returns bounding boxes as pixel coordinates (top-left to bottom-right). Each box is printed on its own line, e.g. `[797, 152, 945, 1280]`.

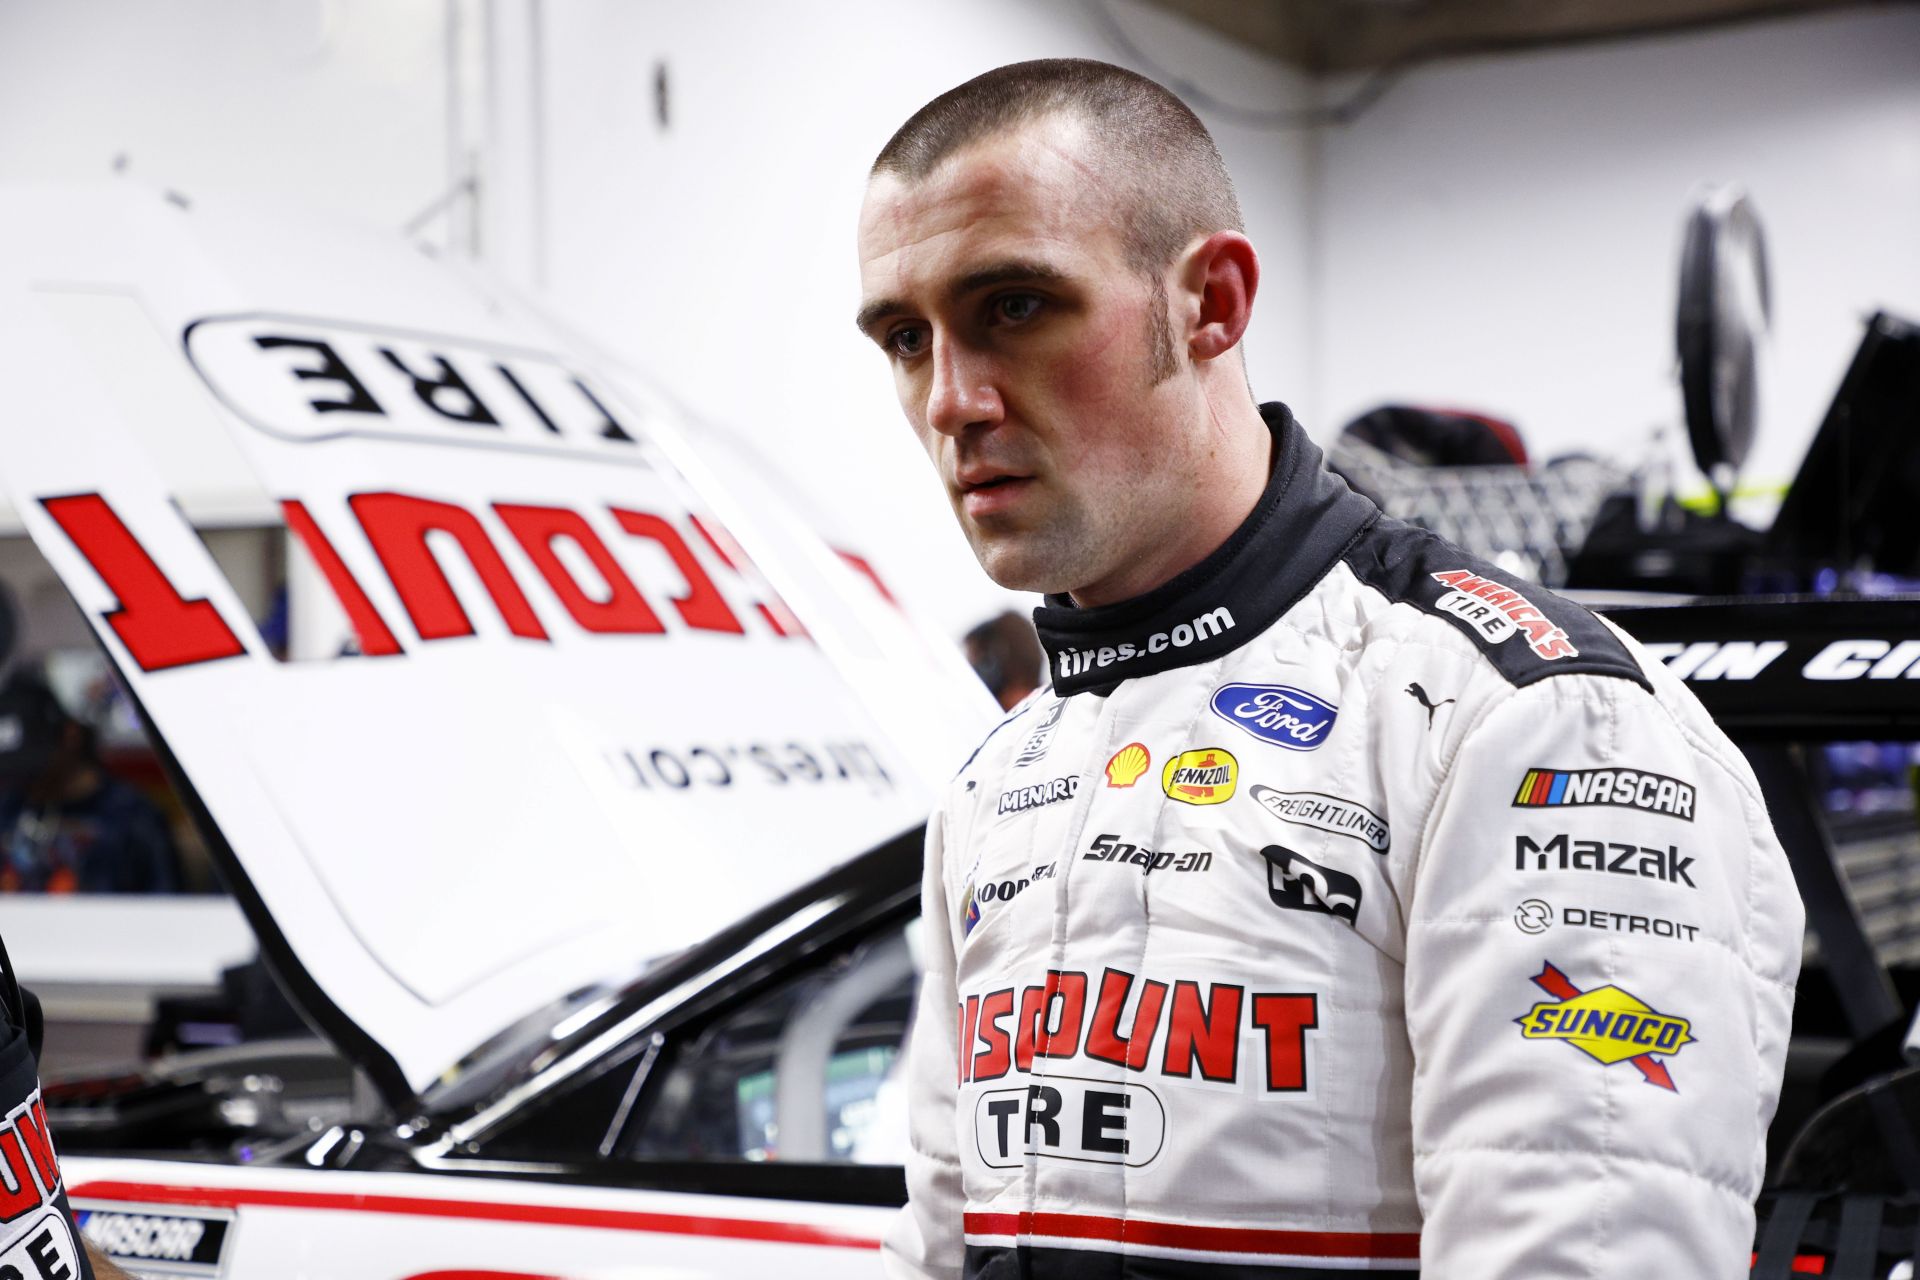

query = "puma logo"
[1405, 682, 1455, 729]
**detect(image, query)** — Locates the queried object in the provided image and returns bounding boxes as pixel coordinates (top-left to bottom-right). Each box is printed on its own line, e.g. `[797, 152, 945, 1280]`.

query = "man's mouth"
[958, 472, 1034, 516]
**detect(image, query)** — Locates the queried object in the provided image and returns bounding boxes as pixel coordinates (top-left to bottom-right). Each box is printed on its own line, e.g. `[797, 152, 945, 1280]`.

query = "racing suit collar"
[1033, 402, 1379, 696]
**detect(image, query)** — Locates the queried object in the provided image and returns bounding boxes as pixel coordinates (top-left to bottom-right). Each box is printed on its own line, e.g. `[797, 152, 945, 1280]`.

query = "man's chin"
[969, 537, 1080, 596]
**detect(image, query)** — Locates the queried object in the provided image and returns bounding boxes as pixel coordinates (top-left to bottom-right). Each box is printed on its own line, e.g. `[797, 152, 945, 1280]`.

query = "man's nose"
[924, 339, 1004, 437]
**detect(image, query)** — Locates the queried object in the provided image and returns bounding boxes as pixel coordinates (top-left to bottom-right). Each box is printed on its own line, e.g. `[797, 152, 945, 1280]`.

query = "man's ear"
[1178, 231, 1259, 364]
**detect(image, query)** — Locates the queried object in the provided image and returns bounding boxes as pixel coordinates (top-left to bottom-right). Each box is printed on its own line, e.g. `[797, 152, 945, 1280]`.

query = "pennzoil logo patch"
[1160, 748, 1237, 805]
[1517, 961, 1693, 1091]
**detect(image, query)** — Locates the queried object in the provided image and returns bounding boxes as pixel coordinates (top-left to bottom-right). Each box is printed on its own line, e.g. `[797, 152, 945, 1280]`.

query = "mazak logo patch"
[998, 776, 1078, 816]
[1104, 743, 1151, 787]
[1209, 684, 1338, 750]
[1515, 833, 1695, 887]
[1517, 961, 1694, 1090]
[1160, 748, 1237, 805]
[1430, 569, 1577, 660]
[1514, 767, 1696, 820]
[1250, 786, 1389, 853]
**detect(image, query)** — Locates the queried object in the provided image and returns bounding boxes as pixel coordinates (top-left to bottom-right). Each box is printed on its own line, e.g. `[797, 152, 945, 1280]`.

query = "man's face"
[856, 119, 1203, 600]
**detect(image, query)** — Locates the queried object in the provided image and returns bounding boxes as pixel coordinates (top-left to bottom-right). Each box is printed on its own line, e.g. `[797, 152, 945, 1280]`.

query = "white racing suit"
[884, 404, 1804, 1279]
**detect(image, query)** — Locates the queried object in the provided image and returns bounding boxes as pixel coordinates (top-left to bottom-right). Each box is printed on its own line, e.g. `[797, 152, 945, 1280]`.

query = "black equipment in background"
[1764, 311, 1920, 579]
[1677, 186, 1770, 502]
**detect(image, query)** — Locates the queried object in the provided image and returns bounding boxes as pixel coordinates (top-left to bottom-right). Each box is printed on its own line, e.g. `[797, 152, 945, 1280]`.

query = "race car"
[0, 181, 987, 1278]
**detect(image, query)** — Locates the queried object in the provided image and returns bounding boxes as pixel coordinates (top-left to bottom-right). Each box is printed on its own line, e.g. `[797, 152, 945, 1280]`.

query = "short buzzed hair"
[871, 58, 1243, 278]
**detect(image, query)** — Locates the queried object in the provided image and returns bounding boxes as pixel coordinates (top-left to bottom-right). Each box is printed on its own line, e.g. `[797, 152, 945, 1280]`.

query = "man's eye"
[886, 326, 928, 358]
[993, 294, 1042, 324]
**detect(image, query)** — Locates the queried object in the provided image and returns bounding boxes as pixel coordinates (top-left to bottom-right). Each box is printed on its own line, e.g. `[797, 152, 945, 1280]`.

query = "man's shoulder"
[1333, 513, 1649, 694]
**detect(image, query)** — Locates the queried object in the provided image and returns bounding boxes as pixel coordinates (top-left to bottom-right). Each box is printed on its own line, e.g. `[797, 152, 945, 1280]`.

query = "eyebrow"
[855, 259, 1070, 338]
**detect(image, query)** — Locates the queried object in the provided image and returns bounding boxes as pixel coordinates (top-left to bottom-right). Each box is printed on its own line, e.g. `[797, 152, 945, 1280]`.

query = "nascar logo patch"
[1513, 767, 1696, 820]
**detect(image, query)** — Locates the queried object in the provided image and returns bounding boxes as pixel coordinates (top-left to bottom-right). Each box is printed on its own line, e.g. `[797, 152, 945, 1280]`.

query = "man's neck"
[1067, 391, 1274, 608]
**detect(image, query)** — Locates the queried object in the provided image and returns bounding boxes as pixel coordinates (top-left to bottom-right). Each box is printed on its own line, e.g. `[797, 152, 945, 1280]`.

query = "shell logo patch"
[1105, 743, 1151, 788]
[1161, 748, 1237, 805]
[1517, 961, 1693, 1091]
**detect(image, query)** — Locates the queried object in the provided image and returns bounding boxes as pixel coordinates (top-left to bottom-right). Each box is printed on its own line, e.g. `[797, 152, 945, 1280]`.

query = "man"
[0, 673, 181, 895]
[856, 59, 1803, 1278]
[0, 938, 129, 1278]
[963, 612, 1045, 711]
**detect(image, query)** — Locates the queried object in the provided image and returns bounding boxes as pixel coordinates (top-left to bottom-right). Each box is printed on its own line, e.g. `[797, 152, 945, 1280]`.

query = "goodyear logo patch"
[1161, 748, 1236, 805]
[1517, 961, 1693, 1091]
[1513, 767, 1696, 821]
[1105, 743, 1151, 788]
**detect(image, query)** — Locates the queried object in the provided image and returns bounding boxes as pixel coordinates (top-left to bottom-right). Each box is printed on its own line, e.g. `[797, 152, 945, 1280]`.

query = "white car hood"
[0, 184, 990, 1105]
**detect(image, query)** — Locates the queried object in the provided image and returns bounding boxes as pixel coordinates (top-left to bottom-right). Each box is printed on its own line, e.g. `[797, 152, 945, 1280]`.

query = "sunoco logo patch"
[1160, 748, 1236, 805]
[1209, 684, 1337, 750]
[1517, 961, 1693, 1091]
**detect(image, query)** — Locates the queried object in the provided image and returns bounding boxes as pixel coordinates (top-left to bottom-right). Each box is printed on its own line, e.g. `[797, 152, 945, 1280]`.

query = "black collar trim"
[1034, 403, 1379, 695]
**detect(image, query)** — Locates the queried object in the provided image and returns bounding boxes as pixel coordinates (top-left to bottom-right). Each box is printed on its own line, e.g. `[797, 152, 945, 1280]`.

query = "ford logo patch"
[1210, 684, 1338, 750]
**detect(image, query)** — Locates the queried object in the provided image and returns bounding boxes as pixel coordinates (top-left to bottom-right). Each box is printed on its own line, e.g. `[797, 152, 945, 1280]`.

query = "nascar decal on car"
[1514, 766, 1696, 820]
[1517, 961, 1694, 1091]
[1516, 833, 1696, 887]
[1513, 899, 1700, 943]
[1083, 833, 1211, 875]
[1249, 786, 1389, 853]
[1262, 844, 1362, 924]
[1209, 684, 1337, 750]
[1014, 701, 1066, 768]
[1160, 748, 1237, 805]
[1104, 743, 1150, 788]
[1429, 569, 1577, 660]
[998, 776, 1078, 816]
[76, 1203, 232, 1277]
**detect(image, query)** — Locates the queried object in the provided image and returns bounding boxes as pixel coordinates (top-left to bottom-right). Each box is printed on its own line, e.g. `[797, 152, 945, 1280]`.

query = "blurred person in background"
[0, 672, 180, 894]
[857, 58, 1801, 1279]
[962, 611, 1044, 710]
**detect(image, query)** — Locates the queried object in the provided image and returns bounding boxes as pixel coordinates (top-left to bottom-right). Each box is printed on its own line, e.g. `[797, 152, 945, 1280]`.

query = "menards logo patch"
[1517, 961, 1694, 1091]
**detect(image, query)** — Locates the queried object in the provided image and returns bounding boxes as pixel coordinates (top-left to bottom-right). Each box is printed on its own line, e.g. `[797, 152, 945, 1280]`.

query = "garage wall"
[1313, 5, 1920, 492]
[514, 0, 1317, 639]
[0, 1, 450, 230]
